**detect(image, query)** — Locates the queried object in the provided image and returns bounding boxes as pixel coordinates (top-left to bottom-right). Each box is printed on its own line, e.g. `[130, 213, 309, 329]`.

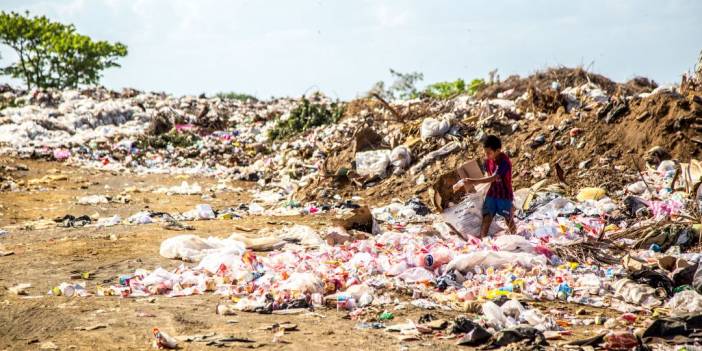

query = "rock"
[8, 283, 31, 295]
[426, 319, 448, 330]
[530, 134, 546, 149]
[40, 342, 59, 350]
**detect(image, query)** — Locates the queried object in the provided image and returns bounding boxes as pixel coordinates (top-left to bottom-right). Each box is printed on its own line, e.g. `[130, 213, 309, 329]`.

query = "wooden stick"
[371, 93, 403, 121]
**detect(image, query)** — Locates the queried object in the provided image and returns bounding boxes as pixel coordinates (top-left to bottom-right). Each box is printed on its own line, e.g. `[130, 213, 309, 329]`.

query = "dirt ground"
[0, 158, 626, 351]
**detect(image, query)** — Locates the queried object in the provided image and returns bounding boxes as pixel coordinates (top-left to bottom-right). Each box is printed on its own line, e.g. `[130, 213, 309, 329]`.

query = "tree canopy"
[0, 11, 127, 89]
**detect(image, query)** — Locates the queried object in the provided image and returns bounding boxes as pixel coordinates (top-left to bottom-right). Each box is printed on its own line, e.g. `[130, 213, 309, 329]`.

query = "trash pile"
[2, 62, 702, 349]
[47, 155, 702, 348]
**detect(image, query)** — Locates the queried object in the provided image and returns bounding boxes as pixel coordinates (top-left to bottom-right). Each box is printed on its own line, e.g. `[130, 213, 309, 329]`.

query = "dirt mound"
[476, 67, 654, 101]
[297, 74, 702, 210]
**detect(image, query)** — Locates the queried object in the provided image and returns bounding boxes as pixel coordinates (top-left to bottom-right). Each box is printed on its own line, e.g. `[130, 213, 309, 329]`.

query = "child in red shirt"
[453, 135, 516, 238]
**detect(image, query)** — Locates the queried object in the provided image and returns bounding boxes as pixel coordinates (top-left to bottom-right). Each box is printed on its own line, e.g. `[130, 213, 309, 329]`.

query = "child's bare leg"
[505, 211, 517, 234]
[480, 214, 493, 238]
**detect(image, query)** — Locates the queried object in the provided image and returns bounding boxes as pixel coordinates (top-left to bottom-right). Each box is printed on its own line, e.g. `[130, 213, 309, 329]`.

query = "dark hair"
[483, 135, 502, 150]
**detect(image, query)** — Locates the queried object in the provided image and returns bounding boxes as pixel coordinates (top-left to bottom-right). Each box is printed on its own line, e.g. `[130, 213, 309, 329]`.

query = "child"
[453, 135, 516, 238]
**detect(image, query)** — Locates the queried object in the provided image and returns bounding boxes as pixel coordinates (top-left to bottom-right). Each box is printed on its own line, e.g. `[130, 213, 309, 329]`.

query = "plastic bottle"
[414, 246, 451, 270]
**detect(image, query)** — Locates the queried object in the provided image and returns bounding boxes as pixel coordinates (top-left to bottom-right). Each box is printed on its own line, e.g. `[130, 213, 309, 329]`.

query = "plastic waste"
[482, 301, 509, 329]
[390, 145, 411, 173]
[159, 234, 246, 261]
[278, 272, 324, 294]
[492, 235, 535, 253]
[355, 150, 391, 178]
[96, 215, 122, 227]
[128, 211, 153, 224]
[445, 251, 548, 273]
[195, 204, 215, 219]
[500, 299, 525, 319]
[603, 331, 637, 350]
[396, 267, 435, 283]
[77, 195, 109, 205]
[612, 277, 663, 308]
[414, 246, 451, 270]
[152, 328, 178, 349]
[667, 290, 702, 316]
[441, 183, 503, 239]
[575, 187, 606, 202]
[420, 116, 451, 141]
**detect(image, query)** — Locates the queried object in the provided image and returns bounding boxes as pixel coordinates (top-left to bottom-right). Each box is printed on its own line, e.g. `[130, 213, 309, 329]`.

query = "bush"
[423, 78, 486, 99]
[215, 92, 258, 102]
[136, 131, 200, 149]
[0, 11, 127, 89]
[268, 97, 344, 141]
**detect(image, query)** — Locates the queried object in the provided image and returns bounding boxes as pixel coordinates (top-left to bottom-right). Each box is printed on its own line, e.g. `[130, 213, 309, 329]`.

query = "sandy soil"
[0, 158, 626, 351]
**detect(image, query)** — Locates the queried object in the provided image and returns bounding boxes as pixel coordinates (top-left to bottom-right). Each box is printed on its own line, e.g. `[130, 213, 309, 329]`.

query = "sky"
[1, 0, 701, 99]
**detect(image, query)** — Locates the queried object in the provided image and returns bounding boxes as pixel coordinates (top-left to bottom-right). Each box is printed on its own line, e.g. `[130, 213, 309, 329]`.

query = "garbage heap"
[52, 155, 702, 349]
[2, 66, 702, 349]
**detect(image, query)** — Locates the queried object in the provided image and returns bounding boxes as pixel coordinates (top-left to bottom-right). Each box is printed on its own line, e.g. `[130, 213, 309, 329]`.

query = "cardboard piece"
[456, 160, 484, 193]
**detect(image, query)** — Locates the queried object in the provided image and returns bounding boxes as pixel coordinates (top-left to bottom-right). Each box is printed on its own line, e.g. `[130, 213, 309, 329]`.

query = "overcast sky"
[1, 0, 701, 99]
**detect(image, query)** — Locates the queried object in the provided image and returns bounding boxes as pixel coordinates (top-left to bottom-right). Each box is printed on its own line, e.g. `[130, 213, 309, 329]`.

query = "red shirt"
[484, 152, 513, 200]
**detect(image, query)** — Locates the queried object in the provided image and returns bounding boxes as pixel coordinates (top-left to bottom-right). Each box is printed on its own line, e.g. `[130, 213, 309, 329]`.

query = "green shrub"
[136, 131, 200, 149]
[423, 78, 486, 99]
[268, 97, 344, 141]
[215, 92, 258, 102]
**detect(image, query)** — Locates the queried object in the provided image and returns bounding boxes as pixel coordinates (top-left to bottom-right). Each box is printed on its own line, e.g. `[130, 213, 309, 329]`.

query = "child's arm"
[463, 175, 497, 184]
[453, 174, 497, 192]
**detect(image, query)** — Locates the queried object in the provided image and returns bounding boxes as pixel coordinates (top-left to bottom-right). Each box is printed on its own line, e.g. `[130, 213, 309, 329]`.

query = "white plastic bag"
[355, 150, 391, 178]
[396, 267, 435, 283]
[612, 278, 662, 308]
[278, 272, 324, 294]
[665, 290, 702, 316]
[390, 145, 411, 172]
[492, 235, 535, 253]
[444, 250, 547, 273]
[441, 183, 501, 239]
[482, 301, 509, 329]
[420, 116, 451, 141]
[160, 234, 246, 262]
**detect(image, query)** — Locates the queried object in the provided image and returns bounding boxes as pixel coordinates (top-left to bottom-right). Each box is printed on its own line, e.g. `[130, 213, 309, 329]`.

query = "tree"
[368, 69, 424, 100]
[0, 11, 127, 89]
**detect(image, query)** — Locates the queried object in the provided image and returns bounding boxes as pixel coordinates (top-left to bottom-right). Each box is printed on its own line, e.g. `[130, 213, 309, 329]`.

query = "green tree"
[369, 69, 424, 100]
[0, 11, 127, 89]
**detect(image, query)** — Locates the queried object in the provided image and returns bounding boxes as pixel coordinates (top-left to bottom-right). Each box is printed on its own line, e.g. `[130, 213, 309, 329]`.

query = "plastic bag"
[482, 301, 509, 329]
[160, 234, 246, 262]
[444, 251, 547, 273]
[420, 116, 451, 141]
[441, 183, 502, 239]
[500, 299, 525, 319]
[396, 267, 435, 283]
[278, 272, 324, 294]
[665, 290, 702, 316]
[612, 278, 663, 308]
[492, 235, 535, 253]
[390, 145, 411, 172]
[355, 150, 391, 178]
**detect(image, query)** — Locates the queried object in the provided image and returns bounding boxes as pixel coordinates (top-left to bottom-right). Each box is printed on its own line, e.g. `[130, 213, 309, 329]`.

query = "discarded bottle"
[152, 328, 178, 349]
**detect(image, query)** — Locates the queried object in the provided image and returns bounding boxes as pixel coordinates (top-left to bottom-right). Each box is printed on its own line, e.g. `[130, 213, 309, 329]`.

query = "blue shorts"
[482, 196, 513, 218]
